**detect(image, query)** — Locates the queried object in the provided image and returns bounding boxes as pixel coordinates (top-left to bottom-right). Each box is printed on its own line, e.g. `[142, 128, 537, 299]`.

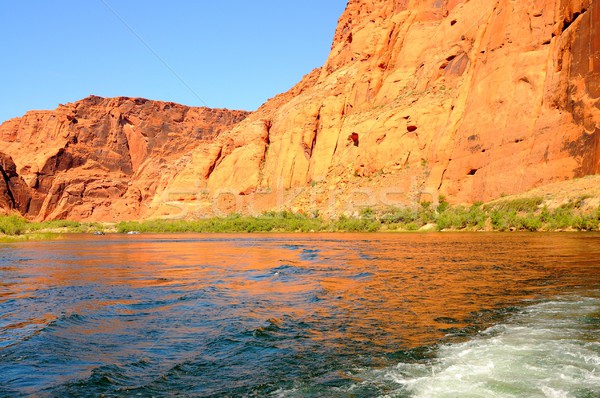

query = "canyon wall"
[1, 0, 598, 220]
[158, 0, 598, 218]
[0, 96, 248, 220]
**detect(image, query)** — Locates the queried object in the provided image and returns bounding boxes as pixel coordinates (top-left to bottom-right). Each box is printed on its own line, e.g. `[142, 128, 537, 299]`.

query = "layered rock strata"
[0, 96, 248, 220]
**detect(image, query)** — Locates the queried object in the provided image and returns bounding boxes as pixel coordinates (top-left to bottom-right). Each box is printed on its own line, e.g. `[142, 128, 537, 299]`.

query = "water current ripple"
[0, 233, 597, 397]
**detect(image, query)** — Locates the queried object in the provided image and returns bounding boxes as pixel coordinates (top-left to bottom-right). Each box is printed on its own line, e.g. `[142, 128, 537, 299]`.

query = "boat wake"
[381, 295, 600, 398]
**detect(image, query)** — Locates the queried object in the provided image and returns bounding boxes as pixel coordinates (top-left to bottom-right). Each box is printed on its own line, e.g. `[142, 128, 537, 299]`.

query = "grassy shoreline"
[0, 215, 110, 241]
[1, 195, 599, 238]
[115, 196, 600, 233]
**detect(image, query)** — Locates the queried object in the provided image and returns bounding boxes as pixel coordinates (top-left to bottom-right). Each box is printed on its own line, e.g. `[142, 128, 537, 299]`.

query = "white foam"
[383, 296, 600, 398]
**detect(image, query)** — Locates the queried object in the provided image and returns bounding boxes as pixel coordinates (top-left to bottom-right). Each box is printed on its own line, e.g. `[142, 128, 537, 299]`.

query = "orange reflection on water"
[1, 232, 598, 353]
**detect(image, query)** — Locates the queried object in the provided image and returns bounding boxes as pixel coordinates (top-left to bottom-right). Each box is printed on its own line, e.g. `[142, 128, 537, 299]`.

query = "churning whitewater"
[381, 296, 600, 398]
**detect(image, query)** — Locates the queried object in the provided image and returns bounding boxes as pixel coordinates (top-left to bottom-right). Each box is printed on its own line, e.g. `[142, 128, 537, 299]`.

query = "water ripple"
[0, 233, 598, 397]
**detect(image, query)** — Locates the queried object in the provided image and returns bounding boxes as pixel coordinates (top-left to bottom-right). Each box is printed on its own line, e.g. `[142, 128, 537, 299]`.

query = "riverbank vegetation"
[116, 195, 600, 233]
[0, 215, 105, 241]
[377, 196, 600, 232]
[1, 195, 598, 238]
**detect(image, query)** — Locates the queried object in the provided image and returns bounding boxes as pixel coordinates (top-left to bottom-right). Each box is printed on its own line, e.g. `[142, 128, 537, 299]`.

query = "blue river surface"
[0, 233, 598, 397]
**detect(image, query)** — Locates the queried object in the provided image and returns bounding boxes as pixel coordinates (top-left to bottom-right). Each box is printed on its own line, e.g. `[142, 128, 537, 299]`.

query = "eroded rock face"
[0, 96, 248, 220]
[0, 152, 31, 214]
[160, 0, 599, 218]
[2, 0, 599, 221]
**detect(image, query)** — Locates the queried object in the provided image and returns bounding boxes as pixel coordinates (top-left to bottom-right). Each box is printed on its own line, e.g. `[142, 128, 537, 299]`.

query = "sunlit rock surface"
[0, 96, 248, 220]
[1, 0, 598, 220]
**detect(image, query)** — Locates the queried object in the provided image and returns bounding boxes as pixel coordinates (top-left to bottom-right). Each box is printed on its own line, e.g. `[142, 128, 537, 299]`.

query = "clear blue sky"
[0, 1, 347, 123]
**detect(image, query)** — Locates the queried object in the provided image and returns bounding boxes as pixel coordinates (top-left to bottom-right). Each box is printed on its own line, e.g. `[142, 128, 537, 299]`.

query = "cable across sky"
[0, 1, 347, 123]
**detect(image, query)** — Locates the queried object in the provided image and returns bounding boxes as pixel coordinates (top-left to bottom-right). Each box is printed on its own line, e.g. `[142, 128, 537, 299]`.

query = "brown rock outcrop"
[0, 152, 31, 214]
[0, 96, 248, 220]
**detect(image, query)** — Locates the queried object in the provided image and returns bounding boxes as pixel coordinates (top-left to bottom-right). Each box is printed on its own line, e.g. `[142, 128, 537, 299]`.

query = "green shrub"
[539, 206, 551, 223]
[334, 216, 380, 232]
[0, 214, 27, 235]
[548, 206, 575, 230]
[360, 207, 375, 219]
[436, 206, 469, 230]
[581, 213, 599, 231]
[572, 215, 586, 230]
[490, 197, 543, 213]
[380, 207, 419, 224]
[465, 203, 487, 229]
[418, 202, 436, 224]
[518, 213, 542, 231]
[437, 195, 450, 213]
[405, 222, 420, 231]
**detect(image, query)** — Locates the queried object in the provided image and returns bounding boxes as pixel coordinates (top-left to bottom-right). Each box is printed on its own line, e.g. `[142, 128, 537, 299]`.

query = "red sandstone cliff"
[158, 0, 599, 218]
[1, 0, 598, 220]
[0, 96, 248, 220]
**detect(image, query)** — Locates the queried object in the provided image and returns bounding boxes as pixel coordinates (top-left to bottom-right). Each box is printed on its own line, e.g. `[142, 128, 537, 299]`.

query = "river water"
[0, 233, 598, 397]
